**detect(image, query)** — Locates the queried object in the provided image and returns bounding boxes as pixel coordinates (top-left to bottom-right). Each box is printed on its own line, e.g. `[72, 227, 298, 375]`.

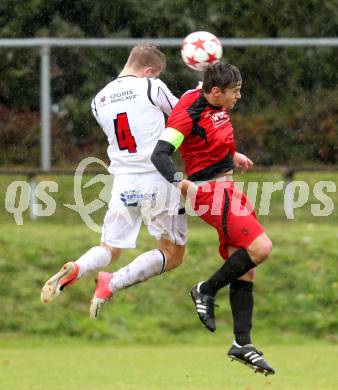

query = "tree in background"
[0, 0, 337, 165]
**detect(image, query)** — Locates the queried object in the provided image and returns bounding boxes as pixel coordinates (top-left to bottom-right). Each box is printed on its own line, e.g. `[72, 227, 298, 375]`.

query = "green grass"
[0, 172, 337, 388]
[0, 171, 337, 225]
[0, 219, 337, 340]
[0, 337, 337, 390]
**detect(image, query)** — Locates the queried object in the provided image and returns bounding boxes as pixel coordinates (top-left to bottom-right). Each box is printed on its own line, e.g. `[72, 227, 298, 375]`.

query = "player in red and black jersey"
[151, 62, 275, 375]
[163, 86, 236, 182]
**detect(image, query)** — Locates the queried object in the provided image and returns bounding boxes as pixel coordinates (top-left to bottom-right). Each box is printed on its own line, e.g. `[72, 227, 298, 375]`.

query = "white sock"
[75, 246, 112, 278]
[108, 249, 167, 293]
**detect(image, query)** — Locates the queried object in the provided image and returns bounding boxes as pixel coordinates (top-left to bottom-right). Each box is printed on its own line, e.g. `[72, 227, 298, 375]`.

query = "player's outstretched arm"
[151, 140, 197, 198]
[151, 140, 178, 182]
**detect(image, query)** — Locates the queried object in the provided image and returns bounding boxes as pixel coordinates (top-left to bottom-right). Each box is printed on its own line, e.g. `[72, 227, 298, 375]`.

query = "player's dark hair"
[202, 62, 242, 93]
[126, 43, 166, 72]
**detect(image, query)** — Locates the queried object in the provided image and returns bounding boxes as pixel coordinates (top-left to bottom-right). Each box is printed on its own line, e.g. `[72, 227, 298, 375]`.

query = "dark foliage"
[0, 0, 337, 166]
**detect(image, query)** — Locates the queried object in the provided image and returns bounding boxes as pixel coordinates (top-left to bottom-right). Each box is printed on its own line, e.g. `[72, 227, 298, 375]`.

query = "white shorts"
[101, 171, 187, 248]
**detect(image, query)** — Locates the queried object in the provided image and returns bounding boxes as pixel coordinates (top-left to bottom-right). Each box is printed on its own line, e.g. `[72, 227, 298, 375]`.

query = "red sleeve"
[229, 129, 236, 157]
[226, 114, 236, 156]
[166, 92, 194, 137]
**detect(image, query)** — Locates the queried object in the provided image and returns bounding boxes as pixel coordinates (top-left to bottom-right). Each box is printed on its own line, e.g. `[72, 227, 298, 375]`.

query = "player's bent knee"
[164, 245, 185, 271]
[166, 257, 183, 271]
[100, 242, 122, 261]
[262, 237, 273, 258]
[255, 238, 272, 263]
[247, 235, 272, 264]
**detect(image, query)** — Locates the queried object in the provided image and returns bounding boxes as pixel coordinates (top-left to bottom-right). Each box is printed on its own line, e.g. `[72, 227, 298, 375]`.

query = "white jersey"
[91, 76, 178, 175]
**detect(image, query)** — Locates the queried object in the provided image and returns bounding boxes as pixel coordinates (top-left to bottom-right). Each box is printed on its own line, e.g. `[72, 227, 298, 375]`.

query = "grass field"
[0, 220, 337, 340]
[0, 336, 337, 390]
[0, 172, 337, 389]
[1, 171, 337, 225]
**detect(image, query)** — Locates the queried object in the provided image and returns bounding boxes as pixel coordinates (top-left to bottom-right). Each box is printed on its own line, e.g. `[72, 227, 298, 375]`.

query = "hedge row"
[1, 86, 336, 166]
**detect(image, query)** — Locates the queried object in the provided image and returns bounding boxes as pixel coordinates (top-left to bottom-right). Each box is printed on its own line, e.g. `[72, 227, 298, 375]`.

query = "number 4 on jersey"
[114, 113, 137, 153]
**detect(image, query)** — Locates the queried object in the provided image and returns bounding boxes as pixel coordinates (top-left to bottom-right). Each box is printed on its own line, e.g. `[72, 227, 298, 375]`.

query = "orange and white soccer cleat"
[40, 262, 80, 304]
[89, 272, 113, 319]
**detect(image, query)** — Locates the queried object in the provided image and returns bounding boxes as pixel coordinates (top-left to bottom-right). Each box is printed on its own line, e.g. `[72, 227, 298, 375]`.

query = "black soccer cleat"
[189, 282, 218, 332]
[228, 342, 275, 376]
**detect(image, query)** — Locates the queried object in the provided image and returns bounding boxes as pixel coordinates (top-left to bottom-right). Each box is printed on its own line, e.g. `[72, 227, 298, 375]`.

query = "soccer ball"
[181, 31, 223, 72]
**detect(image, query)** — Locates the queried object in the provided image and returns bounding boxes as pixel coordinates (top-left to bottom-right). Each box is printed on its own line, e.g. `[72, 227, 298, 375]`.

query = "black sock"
[200, 248, 256, 297]
[230, 280, 253, 346]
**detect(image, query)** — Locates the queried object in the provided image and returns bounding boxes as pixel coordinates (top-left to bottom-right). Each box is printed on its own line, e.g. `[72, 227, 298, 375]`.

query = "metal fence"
[1, 37, 338, 171]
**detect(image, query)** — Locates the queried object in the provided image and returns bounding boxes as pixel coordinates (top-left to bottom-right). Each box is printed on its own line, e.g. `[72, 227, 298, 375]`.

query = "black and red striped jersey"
[167, 89, 236, 181]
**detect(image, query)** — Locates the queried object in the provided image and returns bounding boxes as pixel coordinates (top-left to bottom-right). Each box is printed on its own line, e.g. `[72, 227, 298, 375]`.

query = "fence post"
[283, 167, 295, 219]
[28, 174, 38, 221]
[40, 44, 51, 171]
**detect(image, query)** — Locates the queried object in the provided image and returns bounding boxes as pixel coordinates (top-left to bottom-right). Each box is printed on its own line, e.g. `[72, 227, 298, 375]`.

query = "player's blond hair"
[126, 43, 166, 72]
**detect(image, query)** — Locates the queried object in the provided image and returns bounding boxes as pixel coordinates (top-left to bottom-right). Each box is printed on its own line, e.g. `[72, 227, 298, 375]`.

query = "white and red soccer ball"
[181, 31, 223, 72]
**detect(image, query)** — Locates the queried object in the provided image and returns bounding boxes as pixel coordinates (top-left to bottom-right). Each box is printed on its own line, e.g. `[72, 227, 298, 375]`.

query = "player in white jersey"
[93, 73, 176, 175]
[41, 44, 187, 319]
